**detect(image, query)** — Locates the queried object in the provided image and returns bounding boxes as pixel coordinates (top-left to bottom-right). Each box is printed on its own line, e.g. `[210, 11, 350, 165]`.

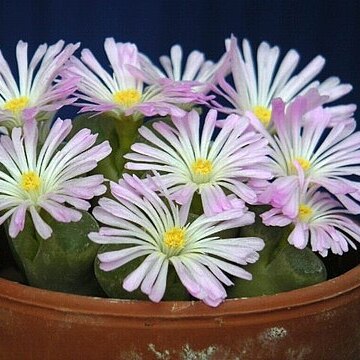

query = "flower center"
[298, 204, 313, 222]
[164, 227, 186, 250]
[113, 89, 141, 109]
[3, 96, 30, 113]
[192, 159, 212, 175]
[290, 157, 311, 174]
[191, 158, 213, 184]
[252, 106, 272, 126]
[296, 157, 311, 171]
[20, 171, 41, 192]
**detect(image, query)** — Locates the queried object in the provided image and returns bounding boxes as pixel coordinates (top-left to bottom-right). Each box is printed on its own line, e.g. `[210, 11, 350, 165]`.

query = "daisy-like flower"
[254, 89, 360, 216]
[139, 44, 228, 94]
[89, 174, 264, 307]
[0, 40, 80, 129]
[66, 38, 206, 119]
[261, 171, 360, 257]
[0, 118, 111, 239]
[213, 35, 355, 130]
[124, 109, 271, 216]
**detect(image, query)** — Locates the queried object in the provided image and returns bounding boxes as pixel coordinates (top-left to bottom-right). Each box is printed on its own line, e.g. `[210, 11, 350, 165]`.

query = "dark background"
[1, 0, 359, 111]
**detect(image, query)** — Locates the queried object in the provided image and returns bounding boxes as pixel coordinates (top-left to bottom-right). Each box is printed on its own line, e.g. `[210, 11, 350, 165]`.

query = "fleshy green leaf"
[70, 112, 119, 181]
[8, 211, 103, 296]
[70, 112, 143, 180]
[228, 206, 327, 298]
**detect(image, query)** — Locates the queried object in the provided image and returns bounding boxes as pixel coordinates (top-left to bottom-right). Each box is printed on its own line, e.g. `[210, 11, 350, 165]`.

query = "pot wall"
[1, 265, 360, 360]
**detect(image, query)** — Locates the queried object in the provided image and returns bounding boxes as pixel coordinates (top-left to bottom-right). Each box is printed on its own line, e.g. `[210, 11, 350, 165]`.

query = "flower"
[213, 35, 355, 130]
[139, 44, 228, 94]
[89, 174, 264, 306]
[0, 118, 111, 239]
[0, 40, 80, 129]
[124, 109, 271, 216]
[252, 89, 360, 216]
[66, 38, 205, 119]
[261, 178, 360, 257]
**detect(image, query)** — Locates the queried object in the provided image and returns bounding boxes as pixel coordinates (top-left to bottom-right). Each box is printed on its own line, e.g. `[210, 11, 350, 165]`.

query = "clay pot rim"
[1, 264, 359, 318]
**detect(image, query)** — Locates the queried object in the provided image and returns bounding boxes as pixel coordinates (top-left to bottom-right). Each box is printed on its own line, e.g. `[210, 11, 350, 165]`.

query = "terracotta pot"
[0, 265, 360, 360]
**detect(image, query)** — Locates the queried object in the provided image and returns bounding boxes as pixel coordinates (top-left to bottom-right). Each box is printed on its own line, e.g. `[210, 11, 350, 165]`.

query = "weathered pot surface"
[0, 265, 360, 360]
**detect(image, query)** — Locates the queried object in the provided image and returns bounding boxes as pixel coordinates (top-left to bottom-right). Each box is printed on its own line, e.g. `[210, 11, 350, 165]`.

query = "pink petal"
[8, 204, 27, 238]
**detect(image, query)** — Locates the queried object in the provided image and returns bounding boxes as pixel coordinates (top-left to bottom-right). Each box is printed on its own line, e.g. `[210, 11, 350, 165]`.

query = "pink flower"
[65, 38, 206, 120]
[213, 35, 356, 130]
[253, 89, 360, 215]
[139, 44, 228, 94]
[261, 181, 360, 257]
[0, 119, 111, 239]
[124, 109, 271, 216]
[89, 174, 264, 306]
[0, 40, 80, 129]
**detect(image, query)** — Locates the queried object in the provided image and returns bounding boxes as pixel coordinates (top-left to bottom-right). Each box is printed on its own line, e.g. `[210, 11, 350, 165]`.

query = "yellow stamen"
[192, 159, 213, 176]
[3, 96, 30, 114]
[20, 171, 41, 192]
[164, 227, 186, 250]
[298, 204, 313, 222]
[113, 89, 141, 108]
[290, 157, 311, 174]
[295, 157, 311, 171]
[252, 106, 272, 126]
